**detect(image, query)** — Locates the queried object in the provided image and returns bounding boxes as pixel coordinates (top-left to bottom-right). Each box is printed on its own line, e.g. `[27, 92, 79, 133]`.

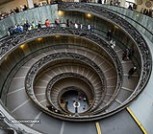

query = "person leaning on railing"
[45, 19, 51, 27]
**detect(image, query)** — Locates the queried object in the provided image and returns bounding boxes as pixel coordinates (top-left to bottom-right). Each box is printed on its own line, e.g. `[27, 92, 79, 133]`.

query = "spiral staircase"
[0, 3, 152, 134]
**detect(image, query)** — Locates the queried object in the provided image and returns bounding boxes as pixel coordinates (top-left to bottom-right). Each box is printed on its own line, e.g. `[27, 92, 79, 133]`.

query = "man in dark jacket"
[128, 67, 137, 79]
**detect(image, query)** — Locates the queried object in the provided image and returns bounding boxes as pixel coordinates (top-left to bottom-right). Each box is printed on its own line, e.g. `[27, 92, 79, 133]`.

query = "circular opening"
[60, 87, 89, 114]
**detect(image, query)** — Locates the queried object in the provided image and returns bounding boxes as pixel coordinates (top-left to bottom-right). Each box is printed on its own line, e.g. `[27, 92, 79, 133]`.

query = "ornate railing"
[21, 28, 122, 121]
[0, 27, 123, 79]
[25, 52, 106, 111]
[58, 2, 152, 100]
[46, 72, 96, 109]
[0, 26, 123, 121]
[97, 4, 153, 41]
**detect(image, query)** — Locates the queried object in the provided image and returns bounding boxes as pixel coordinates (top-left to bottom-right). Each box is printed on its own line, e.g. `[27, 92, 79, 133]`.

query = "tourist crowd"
[7, 18, 94, 36]
[1, 1, 153, 21]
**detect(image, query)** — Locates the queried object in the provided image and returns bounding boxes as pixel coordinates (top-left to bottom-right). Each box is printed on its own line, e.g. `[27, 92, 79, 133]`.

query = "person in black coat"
[106, 29, 112, 41]
[128, 67, 137, 79]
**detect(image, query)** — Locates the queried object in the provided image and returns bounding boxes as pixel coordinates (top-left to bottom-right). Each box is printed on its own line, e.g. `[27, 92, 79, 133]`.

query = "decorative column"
[26, 0, 34, 8]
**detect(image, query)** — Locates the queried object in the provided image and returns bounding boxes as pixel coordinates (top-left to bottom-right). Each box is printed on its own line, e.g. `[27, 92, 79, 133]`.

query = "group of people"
[8, 20, 34, 35]
[106, 29, 136, 79]
[7, 18, 61, 35]
[127, 3, 137, 11]
[0, 1, 52, 21]
[66, 19, 91, 30]
[74, 23, 91, 30]
[110, 0, 120, 6]
[44, 18, 60, 27]
[121, 47, 137, 78]
[1, 0, 153, 21]
[7, 18, 94, 36]
[128, 4, 153, 18]
[0, 5, 28, 21]
[46, 105, 60, 113]
[140, 8, 152, 17]
[0, 0, 65, 21]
